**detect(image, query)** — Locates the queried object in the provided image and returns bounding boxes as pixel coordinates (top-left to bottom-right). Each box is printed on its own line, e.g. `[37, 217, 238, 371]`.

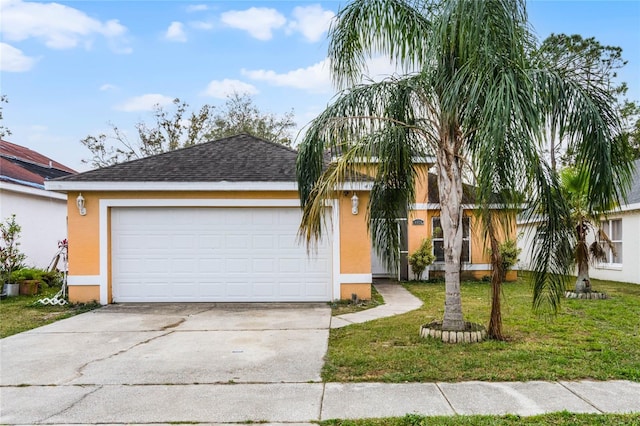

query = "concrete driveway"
[0, 303, 331, 424]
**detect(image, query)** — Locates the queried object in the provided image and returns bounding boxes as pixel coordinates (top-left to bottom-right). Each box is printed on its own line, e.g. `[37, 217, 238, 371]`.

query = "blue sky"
[1, 0, 639, 172]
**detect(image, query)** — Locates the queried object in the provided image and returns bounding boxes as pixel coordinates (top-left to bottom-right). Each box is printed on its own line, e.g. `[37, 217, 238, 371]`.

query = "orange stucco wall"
[339, 191, 371, 274]
[68, 285, 100, 303]
[65, 189, 373, 303]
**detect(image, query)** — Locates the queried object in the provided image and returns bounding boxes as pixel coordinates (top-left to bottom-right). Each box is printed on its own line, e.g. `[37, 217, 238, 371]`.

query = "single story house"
[517, 158, 640, 285]
[46, 134, 515, 304]
[0, 140, 76, 268]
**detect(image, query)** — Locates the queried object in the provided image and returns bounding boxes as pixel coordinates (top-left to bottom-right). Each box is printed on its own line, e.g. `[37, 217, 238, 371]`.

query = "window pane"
[462, 240, 470, 263]
[434, 240, 444, 262]
[462, 217, 470, 238]
[600, 221, 608, 232]
[611, 219, 622, 240]
[613, 242, 622, 263]
[432, 218, 443, 238]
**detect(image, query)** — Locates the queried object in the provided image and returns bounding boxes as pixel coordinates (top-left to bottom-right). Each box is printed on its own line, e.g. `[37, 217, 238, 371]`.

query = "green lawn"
[0, 288, 99, 338]
[323, 277, 640, 382]
[331, 286, 385, 316]
[320, 412, 640, 425]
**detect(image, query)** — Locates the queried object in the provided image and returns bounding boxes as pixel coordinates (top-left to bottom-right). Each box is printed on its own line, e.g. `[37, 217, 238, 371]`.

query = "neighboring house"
[0, 140, 76, 268]
[517, 158, 640, 285]
[46, 134, 515, 304]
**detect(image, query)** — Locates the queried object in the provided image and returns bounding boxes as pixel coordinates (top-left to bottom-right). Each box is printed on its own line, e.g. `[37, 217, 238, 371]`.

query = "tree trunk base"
[565, 290, 609, 300]
[420, 321, 487, 343]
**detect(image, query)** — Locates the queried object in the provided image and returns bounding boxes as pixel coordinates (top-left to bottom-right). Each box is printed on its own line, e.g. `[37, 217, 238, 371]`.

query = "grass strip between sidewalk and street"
[319, 412, 640, 425]
[324, 278, 640, 383]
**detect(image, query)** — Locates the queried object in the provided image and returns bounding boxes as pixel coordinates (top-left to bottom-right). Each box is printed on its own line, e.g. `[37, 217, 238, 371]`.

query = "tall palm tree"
[296, 0, 633, 333]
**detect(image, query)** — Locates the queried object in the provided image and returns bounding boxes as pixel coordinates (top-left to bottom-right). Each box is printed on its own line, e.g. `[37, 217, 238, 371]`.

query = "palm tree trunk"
[437, 131, 465, 331]
[486, 216, 505, 340]
[574, 219, 591, 293]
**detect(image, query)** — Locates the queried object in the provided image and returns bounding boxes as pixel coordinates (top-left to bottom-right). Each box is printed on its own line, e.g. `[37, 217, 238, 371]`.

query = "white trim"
[596, 263, 623, 271]
[619, 202, 640, 212]
[411, 203, 514, 210]
[331, 156, 435, 164]
[338, 182, 374, 191]
[0, 181, 67, 200]
[45, 179, 376, 194]
[67, 275, 102, 286]
[339, 273, 373, 284]
[429, 263, 494, 271]
[102, 198, 303, 208]
[97, 198, 340, 304]
[332, 200, 341, 300]
[45, 181, 299, 192]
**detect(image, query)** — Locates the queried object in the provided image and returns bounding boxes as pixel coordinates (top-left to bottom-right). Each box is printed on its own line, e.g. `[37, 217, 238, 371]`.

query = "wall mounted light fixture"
[351, 192, 359, 215]
[76, 193, 87, 216]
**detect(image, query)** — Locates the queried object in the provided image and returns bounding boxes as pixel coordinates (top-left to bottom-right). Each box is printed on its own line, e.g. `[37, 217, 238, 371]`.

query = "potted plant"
[12, 268, 43, 295]
[0, 215, 27, 297]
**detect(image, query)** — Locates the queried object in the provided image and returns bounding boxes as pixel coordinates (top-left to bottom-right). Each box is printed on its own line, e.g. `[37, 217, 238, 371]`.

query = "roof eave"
[44, 180, 374, 192]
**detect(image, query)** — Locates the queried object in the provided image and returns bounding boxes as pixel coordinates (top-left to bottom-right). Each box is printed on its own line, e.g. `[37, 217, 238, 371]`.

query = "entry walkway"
[331, 281, 423, 328]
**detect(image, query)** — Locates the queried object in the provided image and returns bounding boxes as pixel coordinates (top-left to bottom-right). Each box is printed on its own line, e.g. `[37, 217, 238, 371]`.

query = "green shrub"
[9, 267, 61, 289]
[408, 238, 436, 281]
[498, 239, 521, 275]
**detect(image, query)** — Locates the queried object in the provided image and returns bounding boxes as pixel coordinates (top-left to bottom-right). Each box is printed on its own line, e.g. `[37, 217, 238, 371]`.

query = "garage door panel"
[111, 207, 332, 302]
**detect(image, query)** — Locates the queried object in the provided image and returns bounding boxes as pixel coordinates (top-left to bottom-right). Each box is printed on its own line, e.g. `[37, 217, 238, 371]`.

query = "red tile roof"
[0, 139, 76, 188]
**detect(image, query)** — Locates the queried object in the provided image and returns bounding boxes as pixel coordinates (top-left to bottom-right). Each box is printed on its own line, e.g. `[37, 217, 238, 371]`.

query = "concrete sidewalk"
[2, 380, 639, 424]
[2, 285, 639, 424]
[331, 281, 423, 328]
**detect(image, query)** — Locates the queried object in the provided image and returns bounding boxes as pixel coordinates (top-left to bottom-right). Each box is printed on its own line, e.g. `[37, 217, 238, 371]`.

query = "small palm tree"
[561, 167, 616, 293]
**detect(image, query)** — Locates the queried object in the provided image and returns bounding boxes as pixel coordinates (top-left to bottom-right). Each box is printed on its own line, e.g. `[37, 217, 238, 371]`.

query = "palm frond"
[329, 0, 434, 88]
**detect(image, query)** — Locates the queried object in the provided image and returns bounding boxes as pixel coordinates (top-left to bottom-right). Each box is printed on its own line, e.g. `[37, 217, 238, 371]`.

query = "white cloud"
[241, 56, 408, 94]
[99, 83, 117, 91]
[242, 59, 332, 93]
[190, 21, 214, 30]
[201, 79, 258, 99]
[165, 21, 187, 42]
[0, 0, 130, 52]
[0, 42, 37, 71]
[115, 94, 174, 112]
[186, 4, 208, 13]
[220, 7, 286, 41]
[287, 5, 334, 42]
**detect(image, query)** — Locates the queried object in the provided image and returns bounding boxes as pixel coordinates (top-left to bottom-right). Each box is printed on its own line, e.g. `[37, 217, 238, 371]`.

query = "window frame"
[598, 218, 623, 268]
[432, 216, 471, 263]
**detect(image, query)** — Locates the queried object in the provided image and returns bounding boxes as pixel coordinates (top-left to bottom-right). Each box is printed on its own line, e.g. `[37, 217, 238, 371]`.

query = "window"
[432, 216, 470, 263]
[600, 219, 622, 264]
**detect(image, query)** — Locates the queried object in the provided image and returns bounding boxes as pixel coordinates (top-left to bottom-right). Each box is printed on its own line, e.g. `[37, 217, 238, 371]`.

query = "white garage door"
[111, 207, 332, 302]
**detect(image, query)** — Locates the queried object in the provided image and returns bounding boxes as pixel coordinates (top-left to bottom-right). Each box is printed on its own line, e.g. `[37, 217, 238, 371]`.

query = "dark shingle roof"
[626, 158, 640, 205]
[55, 134, 299, 182]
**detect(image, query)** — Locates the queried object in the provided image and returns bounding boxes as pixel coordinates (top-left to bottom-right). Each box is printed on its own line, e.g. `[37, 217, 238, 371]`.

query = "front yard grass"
[331, 286, 384, 316]
[320, 412, 640, 425]
[0, 288, 99, 338]
[322, 277, 640, 383]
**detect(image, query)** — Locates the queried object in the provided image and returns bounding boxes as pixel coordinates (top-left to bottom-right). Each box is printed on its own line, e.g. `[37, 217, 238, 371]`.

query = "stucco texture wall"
[0, 188, 68, 268]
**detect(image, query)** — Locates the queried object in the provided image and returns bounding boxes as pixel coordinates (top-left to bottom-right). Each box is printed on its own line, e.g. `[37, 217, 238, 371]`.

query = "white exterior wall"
[0, 183, 68, 269]
[589, 210, 640, 285]
[516, 221, 537, 271]
[517, 210, 640, 285]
